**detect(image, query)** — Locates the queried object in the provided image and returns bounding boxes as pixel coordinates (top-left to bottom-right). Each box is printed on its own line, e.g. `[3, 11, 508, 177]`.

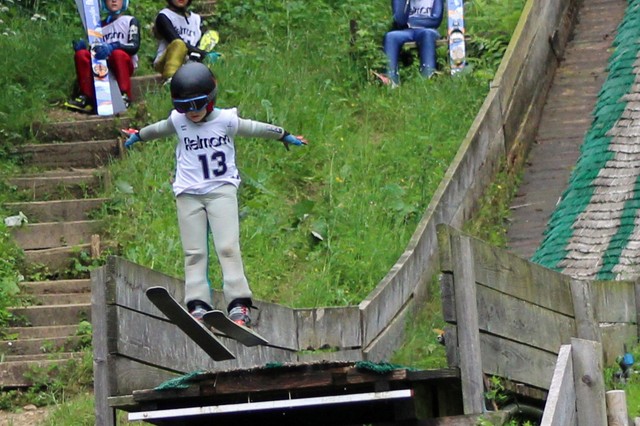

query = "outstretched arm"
[237, 117, 307, 150]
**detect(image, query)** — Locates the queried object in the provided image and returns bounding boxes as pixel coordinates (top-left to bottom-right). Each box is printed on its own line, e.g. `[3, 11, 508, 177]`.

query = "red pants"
[74, 49, 134, 101]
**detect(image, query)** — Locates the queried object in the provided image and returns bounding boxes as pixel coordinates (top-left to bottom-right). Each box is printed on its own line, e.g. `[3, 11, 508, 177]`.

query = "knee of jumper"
[184, 248, 208, 265]
[217, 245, 240, 260]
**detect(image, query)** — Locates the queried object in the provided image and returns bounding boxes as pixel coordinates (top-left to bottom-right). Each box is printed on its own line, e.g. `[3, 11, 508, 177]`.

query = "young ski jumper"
[382, 0, 443, 86]
[124, 62, 308, 326]
[65, 0, 140, 113]
[153, 0, 208, 83]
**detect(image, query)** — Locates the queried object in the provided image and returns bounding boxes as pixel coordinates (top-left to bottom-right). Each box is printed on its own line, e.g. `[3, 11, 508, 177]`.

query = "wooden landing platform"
[113, 362, 465, 425]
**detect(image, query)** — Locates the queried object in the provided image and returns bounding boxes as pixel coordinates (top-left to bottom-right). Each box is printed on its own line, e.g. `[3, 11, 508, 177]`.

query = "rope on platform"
[355, 360, 417, 374]
[154, 370, 206, 390]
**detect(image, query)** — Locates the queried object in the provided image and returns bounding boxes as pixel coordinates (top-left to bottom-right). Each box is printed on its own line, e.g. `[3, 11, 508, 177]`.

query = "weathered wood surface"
[451, 234, 484, 415]
[572, 338, 607, 426]
[439, 224, 638, 392]
[506, 0, 628, 259]
[540, 345, 577, 426]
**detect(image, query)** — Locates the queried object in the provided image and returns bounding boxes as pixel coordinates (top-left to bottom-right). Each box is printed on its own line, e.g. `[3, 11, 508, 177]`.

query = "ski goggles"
[172, 95, 210, 113]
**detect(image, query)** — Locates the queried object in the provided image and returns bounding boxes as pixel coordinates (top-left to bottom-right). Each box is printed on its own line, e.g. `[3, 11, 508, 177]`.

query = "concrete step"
[8, 168, 105, 200]
[9, 303, 91, 327]
[24, 244, 93, 275]
[26, 292, 92, 305]
[11, 220, 103, 250]
[1, 335, 88, 357]
[20, 279, 91, 295]
[4, 325, 81, 340]
[13, 140, 120, 169]
[0, 353, 84, 388]
[3, 198, 108, 222]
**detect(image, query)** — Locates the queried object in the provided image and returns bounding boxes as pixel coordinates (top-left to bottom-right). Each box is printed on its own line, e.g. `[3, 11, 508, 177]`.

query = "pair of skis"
[146, 286, 268, 361]
[74, 0, 126, 116]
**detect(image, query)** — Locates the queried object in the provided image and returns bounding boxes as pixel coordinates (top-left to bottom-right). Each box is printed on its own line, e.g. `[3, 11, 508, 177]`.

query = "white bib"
[170, 108, 241, 196]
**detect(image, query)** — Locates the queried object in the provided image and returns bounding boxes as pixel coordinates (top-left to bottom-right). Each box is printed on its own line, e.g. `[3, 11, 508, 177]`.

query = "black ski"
[146, 286, 234, 361]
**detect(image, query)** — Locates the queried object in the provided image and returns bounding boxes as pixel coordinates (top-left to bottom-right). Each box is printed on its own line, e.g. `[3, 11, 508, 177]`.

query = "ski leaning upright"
[74, 0, 125, 116]
[447, 0, 466, 75]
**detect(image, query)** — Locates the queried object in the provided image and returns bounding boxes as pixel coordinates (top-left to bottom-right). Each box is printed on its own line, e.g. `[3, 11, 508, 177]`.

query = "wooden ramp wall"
[437, 224, 638, 415]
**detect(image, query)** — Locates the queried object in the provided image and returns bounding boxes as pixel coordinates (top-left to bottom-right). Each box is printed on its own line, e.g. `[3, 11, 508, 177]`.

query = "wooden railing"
[438, 224, 637, 421]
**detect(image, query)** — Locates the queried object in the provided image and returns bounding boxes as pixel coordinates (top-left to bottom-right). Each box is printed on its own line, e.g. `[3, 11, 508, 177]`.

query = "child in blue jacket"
[383, 0, 443, 86]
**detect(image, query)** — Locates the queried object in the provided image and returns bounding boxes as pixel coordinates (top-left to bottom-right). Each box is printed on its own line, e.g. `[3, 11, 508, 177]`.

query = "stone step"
[9, 303, 91, 327]
[13, 140, 120, 169]
[8, 168, 105, 200]
[4, 325, 81, 340]
[27, 292, 92, 305]
[0, 335, 88, 357]
[0, 353, 84, 388]
[3, 198, 108, 222]
[11, 220, 102, 250]
[24, 244, 93, 275]
[20, 279, 91, 295]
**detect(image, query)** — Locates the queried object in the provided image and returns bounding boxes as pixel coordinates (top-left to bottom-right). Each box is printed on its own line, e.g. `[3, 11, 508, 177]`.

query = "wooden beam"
[451, 234, 484, 414]
[571, 338, 606, 426]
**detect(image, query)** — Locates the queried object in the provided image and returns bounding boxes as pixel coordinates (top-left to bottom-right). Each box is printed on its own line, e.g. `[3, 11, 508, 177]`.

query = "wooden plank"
[599, 323, 637, 366]
[437, 224, 453, 272]
[112, 356, 181, 396]
[363, 297, 412, 362]
[571, 338, 606, 426]
[111, 256, 298, 350]
[540, 345, 576, 426]
[115, 306, 296, 373]
[570, 280, 601, 342]
[471, 236, 574, 315]
[440, 272, 456, 323]
[90, 265, 116, 426]
[480, 333, 557, 390]
[451, 234, 484, 415]
[590, 280, 636, 323]
[296, 306, 361, 350]
[476, 284, 575, 353]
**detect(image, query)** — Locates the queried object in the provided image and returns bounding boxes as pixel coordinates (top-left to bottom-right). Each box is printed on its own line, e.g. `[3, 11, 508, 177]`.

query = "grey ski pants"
[176, 185, 252, 309]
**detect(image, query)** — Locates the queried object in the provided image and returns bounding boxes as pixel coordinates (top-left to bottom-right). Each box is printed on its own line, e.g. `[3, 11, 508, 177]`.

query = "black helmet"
[171, 62, 217, 101]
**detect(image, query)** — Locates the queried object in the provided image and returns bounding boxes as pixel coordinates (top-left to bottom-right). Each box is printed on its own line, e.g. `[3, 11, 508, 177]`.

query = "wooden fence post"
[570, 279, 601, 342]
[91, 258, 116, 426]
[606, 390, 629, 426]
[451, 234, 484, 414]
[571, 338, 606, 426]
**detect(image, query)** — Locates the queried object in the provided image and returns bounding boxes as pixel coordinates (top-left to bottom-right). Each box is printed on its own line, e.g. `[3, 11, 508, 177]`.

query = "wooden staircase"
[0, 0, 215, 390]
[0, 75, 159, 388]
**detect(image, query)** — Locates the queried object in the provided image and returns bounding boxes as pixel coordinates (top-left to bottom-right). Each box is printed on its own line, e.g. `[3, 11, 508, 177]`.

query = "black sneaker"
[64, 94, 94, 113]
[122, 93, 130, 109]
[228, 299, 252, 327]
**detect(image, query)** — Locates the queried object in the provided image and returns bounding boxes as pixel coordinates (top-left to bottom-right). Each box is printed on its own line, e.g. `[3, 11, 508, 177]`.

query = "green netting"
[154, 370, 206, 391]
[354, 361, 417, 374]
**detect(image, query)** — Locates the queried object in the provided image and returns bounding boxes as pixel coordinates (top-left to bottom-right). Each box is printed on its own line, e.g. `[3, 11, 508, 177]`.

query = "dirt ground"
[0, 405, 51, 426]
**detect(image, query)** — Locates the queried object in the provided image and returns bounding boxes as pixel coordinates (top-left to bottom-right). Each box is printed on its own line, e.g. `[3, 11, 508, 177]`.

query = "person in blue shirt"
[382, 0, 443, 86]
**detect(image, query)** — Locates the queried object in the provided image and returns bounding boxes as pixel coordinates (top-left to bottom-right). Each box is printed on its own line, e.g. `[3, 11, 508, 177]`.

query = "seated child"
[65, 0, 140, 113]
[382, 0, 443, 86]
[153, 0, 210, 83]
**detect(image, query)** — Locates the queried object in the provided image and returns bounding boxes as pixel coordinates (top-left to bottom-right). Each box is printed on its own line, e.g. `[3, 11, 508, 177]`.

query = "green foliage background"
[0, 0, 525, 311]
